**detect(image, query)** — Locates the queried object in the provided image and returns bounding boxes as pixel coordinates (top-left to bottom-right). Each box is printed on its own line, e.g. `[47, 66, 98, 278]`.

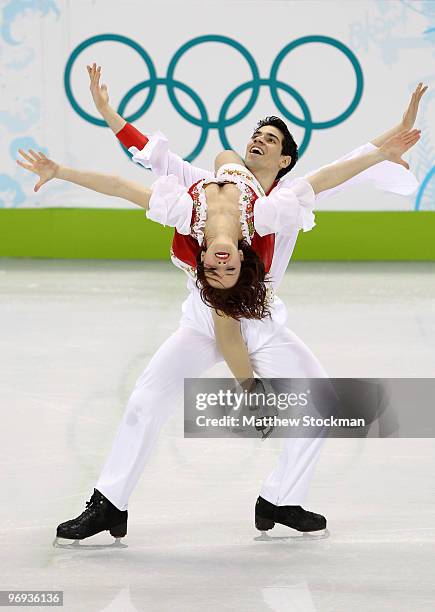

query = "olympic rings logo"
[64, 34, 364, 161]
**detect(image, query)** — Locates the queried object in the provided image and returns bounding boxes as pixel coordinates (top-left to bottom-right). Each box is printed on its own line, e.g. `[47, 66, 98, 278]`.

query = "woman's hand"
[379, 128, 421, 170]
[401, 82, 428, 130]
[87, 63, 109, 112]
[16, 149, 58, 192]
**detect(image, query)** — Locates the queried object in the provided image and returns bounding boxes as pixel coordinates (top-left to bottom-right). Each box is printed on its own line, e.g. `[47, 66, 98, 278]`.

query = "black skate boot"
[255, 496, 328, 538]
[53, 489, 128, 548]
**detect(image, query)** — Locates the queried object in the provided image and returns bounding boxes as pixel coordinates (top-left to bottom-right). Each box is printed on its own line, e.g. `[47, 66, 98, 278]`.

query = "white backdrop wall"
[0, 0, 434, 211]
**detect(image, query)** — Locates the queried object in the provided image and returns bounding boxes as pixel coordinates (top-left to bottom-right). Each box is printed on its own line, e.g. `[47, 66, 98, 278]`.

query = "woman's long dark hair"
[195, 240, 271, 320]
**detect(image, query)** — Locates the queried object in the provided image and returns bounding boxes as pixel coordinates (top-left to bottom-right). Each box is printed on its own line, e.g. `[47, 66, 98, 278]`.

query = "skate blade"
[52, 536, 128, 549]
[255, 528, 330, 542]
[301, 527, 329, 540]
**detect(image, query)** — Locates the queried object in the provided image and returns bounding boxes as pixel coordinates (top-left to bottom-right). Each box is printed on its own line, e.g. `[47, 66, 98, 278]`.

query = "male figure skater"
[52, 68, 426, 544]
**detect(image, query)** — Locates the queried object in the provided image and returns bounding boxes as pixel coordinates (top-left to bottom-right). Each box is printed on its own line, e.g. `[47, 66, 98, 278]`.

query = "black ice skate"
[255, 496, 328, 539]
[53, 489, 128, 549]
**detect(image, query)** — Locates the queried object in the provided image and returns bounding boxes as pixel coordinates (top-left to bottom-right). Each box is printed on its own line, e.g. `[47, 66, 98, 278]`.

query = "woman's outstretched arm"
[16, 149, 151, 209]
[212, 310, 254, 384]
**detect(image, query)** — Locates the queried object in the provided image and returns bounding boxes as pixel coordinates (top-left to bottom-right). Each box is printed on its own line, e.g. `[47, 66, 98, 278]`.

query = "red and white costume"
[146, 162, 315, 281]
[95, 123, 418, 511]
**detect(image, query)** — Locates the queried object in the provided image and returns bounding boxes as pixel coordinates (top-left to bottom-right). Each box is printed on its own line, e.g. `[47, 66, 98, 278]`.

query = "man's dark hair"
[195, 241, 271, 320]
[255, 116, 298, 180]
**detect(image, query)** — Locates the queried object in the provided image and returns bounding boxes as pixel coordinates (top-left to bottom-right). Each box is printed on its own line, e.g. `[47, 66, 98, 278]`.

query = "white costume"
[95, 131, 418, 511]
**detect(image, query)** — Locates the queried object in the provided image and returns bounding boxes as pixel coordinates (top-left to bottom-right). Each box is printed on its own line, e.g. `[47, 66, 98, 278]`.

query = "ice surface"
[0, 260, 434, 611]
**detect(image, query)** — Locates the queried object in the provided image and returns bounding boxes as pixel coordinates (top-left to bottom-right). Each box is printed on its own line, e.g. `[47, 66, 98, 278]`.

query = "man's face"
[244, 125, 291, 178]
[200, 244, 244, 289]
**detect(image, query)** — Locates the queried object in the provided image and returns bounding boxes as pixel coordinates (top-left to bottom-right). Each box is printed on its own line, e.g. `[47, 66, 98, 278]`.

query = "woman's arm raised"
[212, 309, 254, 384]
[17, 149, 151, 209]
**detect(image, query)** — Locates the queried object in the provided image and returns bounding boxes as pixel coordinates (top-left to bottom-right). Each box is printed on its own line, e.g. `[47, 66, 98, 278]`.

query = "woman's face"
[200, 244, 244, 289]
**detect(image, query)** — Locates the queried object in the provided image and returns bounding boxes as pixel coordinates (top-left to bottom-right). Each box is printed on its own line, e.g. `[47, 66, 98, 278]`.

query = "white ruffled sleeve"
[129, 131, 213, 187]
[284, 142, 418, 203]
[254, 177, 316, 236]
[146, 175, 192, 235]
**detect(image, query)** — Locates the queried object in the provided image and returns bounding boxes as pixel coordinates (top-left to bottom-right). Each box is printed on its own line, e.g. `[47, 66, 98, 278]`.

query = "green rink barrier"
[0, 208, 434, 260]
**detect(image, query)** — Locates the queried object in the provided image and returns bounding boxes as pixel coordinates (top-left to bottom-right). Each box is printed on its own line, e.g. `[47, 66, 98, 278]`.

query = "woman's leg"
[95, 326, 221, 510]
[214, 150, 246, 172]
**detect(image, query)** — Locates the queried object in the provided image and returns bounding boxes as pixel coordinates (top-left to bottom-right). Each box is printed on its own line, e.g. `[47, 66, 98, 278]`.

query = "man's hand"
[401, 82, 428, 130]
[85, 63, 126, 134]
[379, 128, 421, 170]
[87, 63, 109, 112]
[308, 127, 421, 193]
[16, 149, 58, 192]
[370, 82, 428, 148]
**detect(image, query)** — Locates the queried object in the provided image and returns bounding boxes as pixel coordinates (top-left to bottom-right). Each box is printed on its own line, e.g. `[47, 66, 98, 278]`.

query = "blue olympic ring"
[415, 167, 435, 211]
[166, 35, 261, 130]
[64, 33, 364, 161]
[118, 78, 209, 163]
[64, 34, 158, 127]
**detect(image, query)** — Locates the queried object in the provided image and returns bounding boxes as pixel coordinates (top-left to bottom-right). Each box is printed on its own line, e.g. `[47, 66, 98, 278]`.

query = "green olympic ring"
[64, 33, 363, 161]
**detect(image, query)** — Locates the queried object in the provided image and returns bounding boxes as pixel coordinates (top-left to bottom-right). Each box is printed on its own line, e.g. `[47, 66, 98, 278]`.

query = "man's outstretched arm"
[287, 82, 428, 203]
[87, 64, 126, 134]
[306, 128, 421, 195]
[369, 82, 427, 147]
[87, 64, 146, 148]
[254, 129, 420, 237]
[87, 63, 211, 185]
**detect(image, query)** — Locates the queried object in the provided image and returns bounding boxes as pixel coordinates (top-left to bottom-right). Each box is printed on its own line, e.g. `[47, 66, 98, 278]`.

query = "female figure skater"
[18, 124, 422, 543]
[16, 121, 419, 386]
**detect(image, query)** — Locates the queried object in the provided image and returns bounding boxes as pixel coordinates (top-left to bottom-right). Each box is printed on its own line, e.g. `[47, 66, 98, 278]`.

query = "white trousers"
[96, 291, 327, 511]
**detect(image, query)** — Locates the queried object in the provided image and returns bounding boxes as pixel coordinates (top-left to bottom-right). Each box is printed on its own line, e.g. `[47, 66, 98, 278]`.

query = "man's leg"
[248, 325, 327, 506]
[245, 321, 328, 532]
[55, 325, 221, 543]
[95, 325, 221, 510]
